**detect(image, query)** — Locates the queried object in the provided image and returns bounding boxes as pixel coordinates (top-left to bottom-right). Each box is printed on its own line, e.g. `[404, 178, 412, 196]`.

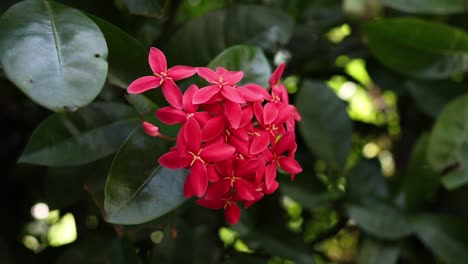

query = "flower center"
[187, 149, 205, 166]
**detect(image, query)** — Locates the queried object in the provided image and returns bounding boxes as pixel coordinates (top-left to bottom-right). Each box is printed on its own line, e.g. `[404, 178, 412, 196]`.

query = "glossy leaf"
[88, 14, 150, 88]
[208, 45, 272, 87]
[366, 18, 468, 79]
[0, 0, 108, 111]
[411, 213, 468, 264]
[105, 126, 188, 224]
[357, 236, 399, 264]
[402, 134, 439, 209]
[405, 79, 466, 117]
[347, 159, 389, 200]
[427, 93, 468, 189]
[166, 5, 294, 66]
[296, 81, 352, 171]
[19, 102, 138, 166]
[347, 199, 413, 240]
[379, 0, 465, 14]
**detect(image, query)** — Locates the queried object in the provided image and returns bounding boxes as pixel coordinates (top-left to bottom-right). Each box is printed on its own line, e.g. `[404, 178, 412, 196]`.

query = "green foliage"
[0, 0, 108, 111]
[3, 0, 468, 263]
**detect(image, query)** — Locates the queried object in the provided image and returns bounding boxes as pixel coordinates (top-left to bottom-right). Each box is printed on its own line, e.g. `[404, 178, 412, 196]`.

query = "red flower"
[127, 47, 196, 109]
[196, 194, 242, 225]
[158, 118, 235, 197]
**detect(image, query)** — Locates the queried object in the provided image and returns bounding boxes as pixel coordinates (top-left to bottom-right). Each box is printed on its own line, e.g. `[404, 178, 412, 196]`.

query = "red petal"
[225, 203, 241, 224]
[207, 164, 220, 182]
[127, 76, 161, 94]
[194, 112, 212, 127]
[275, 132, 294, 155]
[269, 62, 285, 86]
[264, 180, 279, 194]
[155, 107, 186, 125]
[183, 84, 199, 113]
[239, 106, 253, 128]
[161, 80, 183, 109]
[253, 101, 264, 125]
[196, 197, 224, 209]
[192, 85, 220, 104]
[221, 86, 246, 104]
[236, 159, 261, 177]
[158, 151, 190, 169]
[142, 121, 159, 137]
[167, 66, 197, 80]
[222, 70, 243, 85]
[250, 131, 270, 155]
[265, 163, 277, 190]
[239, 84, 270, 101]
[202, 115, 226, 141]
[215, 159, 233, 177]
[201, 144, 235, 162]
[231, 126, 249, 141]
[233, 180, 256, 201]
[229, 136, 250, 157]
[197, 67, 218, 83]
[263, 102, 279, 125]
[148, 47, 167, 74]
[225, 100, 242, 129]
[189, 161, 208, 197]
[279, 156, 302, 174]
[184, 118, 202, 153]
[204, 180, 231, 200]
[183, 174, 195, 198]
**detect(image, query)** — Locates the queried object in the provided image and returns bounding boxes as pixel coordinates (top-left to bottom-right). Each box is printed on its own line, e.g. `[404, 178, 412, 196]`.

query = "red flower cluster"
[128, 47, 302, 224]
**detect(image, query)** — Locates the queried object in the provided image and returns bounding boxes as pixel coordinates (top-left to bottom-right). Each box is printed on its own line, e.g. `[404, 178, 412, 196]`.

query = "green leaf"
[166, 5, 294, 66]
[357, 236, 399, 264]
[121, 0, 163, 18]
[347, 199, 413, 240]
[126, 93, 179, 137]
[19, 102, 138, 166]
[401, 134, 439, 209]
[296, 81, 353, 171]
[105, 126, 188, 224]
[0, 0, 108, 111]
[45, 167, 86, 209]
[379, 0, 465, 14]
[427, 93, 468, 189]
[88, 14, 150, 88]
[411, 213, 468, 264]
[365, 18, 468, 79]
[207, 45, 272, 87]
[405, 79, 466, 117]
[347, 159, 389, 200]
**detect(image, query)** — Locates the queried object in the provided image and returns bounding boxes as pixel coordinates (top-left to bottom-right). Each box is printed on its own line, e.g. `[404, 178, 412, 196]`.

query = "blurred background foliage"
[1, 0, 468, 263]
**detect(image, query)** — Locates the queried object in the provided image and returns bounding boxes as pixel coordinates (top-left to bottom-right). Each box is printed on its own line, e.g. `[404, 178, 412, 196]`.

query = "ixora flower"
[127, 47, 302, 225]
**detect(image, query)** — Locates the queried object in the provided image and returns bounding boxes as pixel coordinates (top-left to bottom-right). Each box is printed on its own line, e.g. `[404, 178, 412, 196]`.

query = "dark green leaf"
[19, 102, 138, 166]
[207, 45, 272, 87]
[411, 213, 468, 264]
[105, 126, 188, 224]
[126, 93, 179, 137]
[347, 159, 389, 200]
[0, 0, 108, 111]
[296, 81, 352, 171]
[405, 79, 466, 117]
[365, 18, 468, 79]
[379, 0, 465, 14]
[88, 14, 150, 88]
[357, 236, 399, 264]
[347, 199, 413, 240]
[401, 134, 439, 209]
[166, 5, 294, 66]
[121, 0, 163, 18]
[427, 93, 468, 189]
